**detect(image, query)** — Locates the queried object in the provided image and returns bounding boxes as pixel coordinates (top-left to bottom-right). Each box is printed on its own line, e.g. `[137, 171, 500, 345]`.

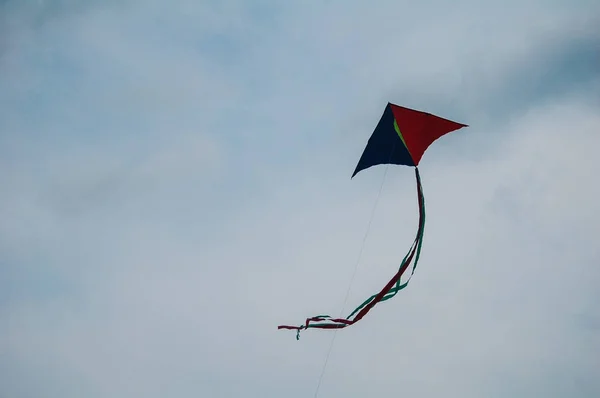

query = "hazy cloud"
[1, 0, 599, 397]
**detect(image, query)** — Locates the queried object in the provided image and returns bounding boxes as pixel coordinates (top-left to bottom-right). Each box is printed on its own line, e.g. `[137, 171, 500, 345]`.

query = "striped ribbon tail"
[278, 167, 426, 340]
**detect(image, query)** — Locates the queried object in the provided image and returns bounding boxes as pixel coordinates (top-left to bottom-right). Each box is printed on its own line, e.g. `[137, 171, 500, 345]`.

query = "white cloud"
[1, 0, 599, 397]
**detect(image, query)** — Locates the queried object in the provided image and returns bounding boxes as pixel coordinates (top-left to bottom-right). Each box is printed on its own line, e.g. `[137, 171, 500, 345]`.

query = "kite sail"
[278, 102, 467, 340]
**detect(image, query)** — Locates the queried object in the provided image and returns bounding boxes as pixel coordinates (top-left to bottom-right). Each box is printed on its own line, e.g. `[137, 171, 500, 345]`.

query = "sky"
[1, 0, 600, 397]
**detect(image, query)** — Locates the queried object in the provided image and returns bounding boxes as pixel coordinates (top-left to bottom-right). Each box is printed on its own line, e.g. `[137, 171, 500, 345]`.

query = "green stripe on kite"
[393, 118, 409, 152]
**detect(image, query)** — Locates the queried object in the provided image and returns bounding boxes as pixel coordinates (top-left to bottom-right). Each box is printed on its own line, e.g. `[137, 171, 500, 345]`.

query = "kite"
[277, 102, 468, 340]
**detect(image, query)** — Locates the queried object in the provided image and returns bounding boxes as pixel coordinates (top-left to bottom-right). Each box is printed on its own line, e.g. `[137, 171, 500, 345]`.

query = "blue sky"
[1, 1, 600, 397]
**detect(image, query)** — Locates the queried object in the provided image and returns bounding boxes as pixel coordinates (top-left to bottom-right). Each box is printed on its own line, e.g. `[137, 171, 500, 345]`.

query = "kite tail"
[277, 167, 426, 340]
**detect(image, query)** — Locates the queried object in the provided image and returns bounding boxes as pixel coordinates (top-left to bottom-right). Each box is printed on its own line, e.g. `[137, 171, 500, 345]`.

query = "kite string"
[313, 163, 391, 398]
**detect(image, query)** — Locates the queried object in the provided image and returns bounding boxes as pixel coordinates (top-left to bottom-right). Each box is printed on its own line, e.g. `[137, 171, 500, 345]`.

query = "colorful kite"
[278, 102, 468, 340]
